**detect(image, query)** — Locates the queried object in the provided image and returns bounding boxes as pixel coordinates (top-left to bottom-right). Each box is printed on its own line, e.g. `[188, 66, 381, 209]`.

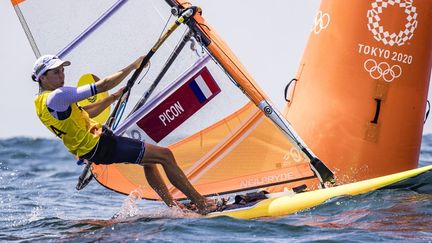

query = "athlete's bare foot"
[170, 200, 187, 210]
[197, 199, 228, 215]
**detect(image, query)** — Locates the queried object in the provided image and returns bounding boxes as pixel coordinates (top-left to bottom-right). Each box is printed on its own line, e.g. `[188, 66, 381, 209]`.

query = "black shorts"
[81, 127, 145, 165]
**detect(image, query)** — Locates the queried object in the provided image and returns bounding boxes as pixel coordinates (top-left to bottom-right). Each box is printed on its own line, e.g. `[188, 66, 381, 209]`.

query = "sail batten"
[57, 0, 128, 58]
[183, 109, 264, 183]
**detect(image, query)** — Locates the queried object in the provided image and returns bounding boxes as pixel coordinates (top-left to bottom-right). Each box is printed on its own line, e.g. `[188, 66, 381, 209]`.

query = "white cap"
[32, 55, 71, 82]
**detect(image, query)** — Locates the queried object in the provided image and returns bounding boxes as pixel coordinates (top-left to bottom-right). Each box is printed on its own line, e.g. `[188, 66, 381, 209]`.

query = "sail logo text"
[158, 101, 184, 126]
[240, 172, 294, 188]
[358, 44, 413, 65]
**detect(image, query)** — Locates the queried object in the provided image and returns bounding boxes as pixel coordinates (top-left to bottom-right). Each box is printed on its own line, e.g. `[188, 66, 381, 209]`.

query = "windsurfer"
[32, 54, 216, 214]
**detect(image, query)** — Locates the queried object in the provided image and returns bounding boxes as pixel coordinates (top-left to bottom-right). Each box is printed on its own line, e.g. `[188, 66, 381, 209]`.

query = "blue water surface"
[1, 136, 431, 242]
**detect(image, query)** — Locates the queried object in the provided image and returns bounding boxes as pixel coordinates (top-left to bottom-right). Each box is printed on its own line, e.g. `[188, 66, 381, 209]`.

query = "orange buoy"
[284, 0, 432, 182]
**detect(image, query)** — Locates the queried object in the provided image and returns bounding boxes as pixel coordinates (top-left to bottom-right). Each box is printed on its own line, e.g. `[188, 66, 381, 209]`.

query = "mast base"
[310, 158, 335, 185]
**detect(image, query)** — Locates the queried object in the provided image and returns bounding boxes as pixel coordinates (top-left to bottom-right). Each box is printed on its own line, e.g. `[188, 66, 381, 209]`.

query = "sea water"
[1, 136, 431, 242]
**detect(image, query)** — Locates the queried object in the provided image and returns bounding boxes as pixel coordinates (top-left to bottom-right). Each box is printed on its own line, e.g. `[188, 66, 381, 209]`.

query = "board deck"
[207, 165, 432, 219]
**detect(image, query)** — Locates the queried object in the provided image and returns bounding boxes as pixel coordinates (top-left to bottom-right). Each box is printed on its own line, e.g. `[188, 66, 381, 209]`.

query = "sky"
[1, 0, 431, 138]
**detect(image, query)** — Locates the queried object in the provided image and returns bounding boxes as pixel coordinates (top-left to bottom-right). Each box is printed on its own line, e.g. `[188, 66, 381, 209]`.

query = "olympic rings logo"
[363, 59, 402, 82]
[289, 147, 302, 163]
[313, 10, 330, 34]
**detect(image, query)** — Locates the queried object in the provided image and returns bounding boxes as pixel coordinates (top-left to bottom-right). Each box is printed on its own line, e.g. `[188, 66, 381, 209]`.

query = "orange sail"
[284, 0, 432, 183]
[93, 101, 317, 199]
[91, 2, 327, 199]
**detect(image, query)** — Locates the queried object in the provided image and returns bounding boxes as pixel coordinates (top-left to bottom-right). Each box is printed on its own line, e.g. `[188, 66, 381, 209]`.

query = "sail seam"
[182, 110, 260, 176]
[189, 116, 265, 183]
[181, 110, 264, 181]
[169, 113, 264, 197]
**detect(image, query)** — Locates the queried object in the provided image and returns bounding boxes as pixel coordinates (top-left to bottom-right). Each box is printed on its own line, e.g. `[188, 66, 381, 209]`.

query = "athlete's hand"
[111, 87, 125, 101]
[132, 56, 148, 69]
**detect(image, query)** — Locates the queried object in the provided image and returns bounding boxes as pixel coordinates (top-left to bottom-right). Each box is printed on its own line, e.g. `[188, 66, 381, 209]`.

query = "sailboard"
[12, 0, 432, 218]
[207, 165, 432, 219]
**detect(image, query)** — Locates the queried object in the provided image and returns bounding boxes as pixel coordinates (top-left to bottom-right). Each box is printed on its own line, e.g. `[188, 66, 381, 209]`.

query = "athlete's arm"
[46, 56, 145, 120]
[46, 85, 98, 119]
[82, 87, 124, 118]
[95, 56, 145, 93]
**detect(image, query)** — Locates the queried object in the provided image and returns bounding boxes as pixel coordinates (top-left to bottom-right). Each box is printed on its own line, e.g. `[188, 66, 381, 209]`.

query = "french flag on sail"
[189, 69, 220, 103]
[134, 66, 221, 143]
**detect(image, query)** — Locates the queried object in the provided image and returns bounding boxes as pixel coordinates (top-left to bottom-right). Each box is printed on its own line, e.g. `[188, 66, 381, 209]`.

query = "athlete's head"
[32, 55, 71, 83]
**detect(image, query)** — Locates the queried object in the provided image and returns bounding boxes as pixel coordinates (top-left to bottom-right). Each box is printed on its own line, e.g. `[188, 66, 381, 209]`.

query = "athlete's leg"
[143, 164, 176, 207]
[141, 143, 213, 213]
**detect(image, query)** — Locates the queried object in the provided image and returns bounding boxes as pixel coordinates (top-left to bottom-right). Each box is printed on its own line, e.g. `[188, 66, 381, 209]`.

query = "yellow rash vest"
[34, 91, 101, 156]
